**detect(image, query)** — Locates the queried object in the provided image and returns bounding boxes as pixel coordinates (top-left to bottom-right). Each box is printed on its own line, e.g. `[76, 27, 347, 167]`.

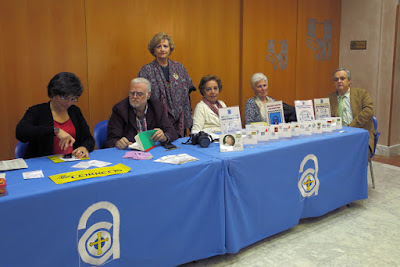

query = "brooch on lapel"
[173, 73, 179, 80]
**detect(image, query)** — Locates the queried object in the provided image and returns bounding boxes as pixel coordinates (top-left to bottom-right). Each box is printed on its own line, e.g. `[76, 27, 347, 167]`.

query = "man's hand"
[115, 137, 132, 150]
[151, 128, 167, 143]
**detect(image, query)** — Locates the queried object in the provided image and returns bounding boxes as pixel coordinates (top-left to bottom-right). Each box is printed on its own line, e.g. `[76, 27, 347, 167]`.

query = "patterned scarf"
[202, 97, 223, 116]
[254, 95, 274, 122]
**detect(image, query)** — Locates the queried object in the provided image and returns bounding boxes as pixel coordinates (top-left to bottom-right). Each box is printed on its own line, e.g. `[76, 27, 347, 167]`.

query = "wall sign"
[350, 40, 367, 50]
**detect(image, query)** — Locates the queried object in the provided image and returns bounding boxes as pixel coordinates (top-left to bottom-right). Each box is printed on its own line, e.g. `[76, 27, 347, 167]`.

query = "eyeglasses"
[130, 91, 146, 97]
[60, 95, 79, 102]
[333, 77, 347, 82]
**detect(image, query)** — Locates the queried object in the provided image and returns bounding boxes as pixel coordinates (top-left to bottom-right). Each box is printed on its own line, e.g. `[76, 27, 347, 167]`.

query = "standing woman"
[138, 32, 196, 137]
[16, 72, 94, 159]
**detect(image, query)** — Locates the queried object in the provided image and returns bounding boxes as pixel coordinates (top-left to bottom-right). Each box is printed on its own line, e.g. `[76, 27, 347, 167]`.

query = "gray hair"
[250, 73, 268, 89]
[332, 68, 352, 81]
[130, 77, 151, 94]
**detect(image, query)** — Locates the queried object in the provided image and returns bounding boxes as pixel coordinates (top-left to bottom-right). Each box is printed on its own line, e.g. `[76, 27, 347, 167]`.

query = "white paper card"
[219, 106, 242, 134]
[314, 98, 331, 119]
[220, 132, 244, 152]
[291, 122, 300, 136]
[256, 125, 269, 141]
[335, 117, 343, 129]
[278, 123, 292, 138]
[23, 170, 44, 179]
[295, 100, 315, 122]
[269, 125, 279, 140]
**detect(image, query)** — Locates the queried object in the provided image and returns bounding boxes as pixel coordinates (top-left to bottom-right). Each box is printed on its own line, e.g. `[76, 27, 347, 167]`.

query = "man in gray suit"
[328, 68, 376, 153]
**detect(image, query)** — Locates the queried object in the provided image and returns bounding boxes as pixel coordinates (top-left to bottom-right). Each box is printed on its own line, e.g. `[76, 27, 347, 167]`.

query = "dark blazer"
[328, 87, 376, 150]
[105, 97, 178, 148]
[16, 102, 95, 159]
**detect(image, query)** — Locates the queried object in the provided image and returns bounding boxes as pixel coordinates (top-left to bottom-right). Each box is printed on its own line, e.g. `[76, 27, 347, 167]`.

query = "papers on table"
[48, 155, 89, 163]
[22, 170, 44, 179]
[0, 158, 28, 172]
[154, 154, 199, 165]
[71, 160, 112, 169]
[123, 151, 153, 160]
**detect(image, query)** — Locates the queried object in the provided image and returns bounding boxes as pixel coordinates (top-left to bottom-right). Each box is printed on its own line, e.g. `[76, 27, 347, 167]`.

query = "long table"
[183, 126, 369, 253]
[0, 146, 226, 266]
[0, 126, 369, 266]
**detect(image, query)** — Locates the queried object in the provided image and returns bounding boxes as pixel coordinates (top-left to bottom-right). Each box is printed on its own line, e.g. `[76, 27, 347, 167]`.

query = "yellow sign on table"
[49, 163, 131, 184]
[48, 155, 89, 163]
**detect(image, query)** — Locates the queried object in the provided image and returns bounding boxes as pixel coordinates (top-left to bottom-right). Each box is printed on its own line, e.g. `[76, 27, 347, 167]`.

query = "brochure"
[265, 101, 285, 125]
[219, 106, 242, 134]
[154, 154, 199, 165]
[295, 100, 315, 122]
[0, 158, 28, 172]
[314, 98, 331, 119]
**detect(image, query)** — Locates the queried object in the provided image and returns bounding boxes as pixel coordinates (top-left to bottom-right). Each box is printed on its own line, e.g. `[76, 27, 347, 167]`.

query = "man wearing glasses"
[106, 77, 178, 149]
[328, 68, 376, 154]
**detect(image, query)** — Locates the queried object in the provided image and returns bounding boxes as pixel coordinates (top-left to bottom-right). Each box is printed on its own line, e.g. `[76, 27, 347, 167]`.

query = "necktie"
[337, 95, 345, 121]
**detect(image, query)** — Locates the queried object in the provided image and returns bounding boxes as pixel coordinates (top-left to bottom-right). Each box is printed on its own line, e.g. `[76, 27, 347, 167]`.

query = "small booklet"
[154, 153, 198, 165]
[314, 98, 331, 119]
[266, 101, 285, 125]
[295, 100, 315, 122]
[129, 129, 157, 152]
[0, 158, 28, 172]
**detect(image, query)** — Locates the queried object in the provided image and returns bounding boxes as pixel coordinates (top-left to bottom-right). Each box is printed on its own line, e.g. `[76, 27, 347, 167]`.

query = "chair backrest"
[371, 115, 381, 158]
[94, 120, 108, 149]
[15, 142, 28, 158]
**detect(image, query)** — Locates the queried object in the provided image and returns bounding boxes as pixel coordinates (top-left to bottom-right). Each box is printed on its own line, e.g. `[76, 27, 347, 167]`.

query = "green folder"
[134, 129, 157, 151]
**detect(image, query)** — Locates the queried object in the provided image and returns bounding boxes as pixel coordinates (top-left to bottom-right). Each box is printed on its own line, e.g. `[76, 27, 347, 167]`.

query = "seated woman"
[16, 72, 95, 159]
[245, 73, 296, 125]
[191, 75, 227, 134]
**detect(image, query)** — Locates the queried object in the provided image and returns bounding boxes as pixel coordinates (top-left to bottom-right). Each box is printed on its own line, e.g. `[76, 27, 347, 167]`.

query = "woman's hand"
[151, 128, 167, 143]
[56, 128, 75, 151]
[73, 146, 89, 159]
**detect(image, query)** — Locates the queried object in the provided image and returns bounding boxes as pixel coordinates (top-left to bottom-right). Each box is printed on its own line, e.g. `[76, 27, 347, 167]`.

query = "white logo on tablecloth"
[298, 154, 320, 197]
[77, 201, 120, 266]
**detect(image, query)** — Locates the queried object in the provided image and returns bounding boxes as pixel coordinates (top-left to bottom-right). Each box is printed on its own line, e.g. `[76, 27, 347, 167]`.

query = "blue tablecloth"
[181, 126, 369, 253]
[0, 146, 226, 266]
[0, 127, 369, 266]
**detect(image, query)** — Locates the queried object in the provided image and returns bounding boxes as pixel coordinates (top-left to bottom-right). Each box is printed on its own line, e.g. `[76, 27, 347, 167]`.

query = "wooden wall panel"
[242, 0, 298, 113]
[85, 0, 240, 130]
[0, 0, 88, 160]
[295, 0, 341, 100]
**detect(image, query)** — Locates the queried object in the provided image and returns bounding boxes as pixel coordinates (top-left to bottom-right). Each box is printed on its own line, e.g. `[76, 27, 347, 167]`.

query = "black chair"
[15, 142, 28, 158]
[368, 115, 381, 189]
[94, 120, 108, 149]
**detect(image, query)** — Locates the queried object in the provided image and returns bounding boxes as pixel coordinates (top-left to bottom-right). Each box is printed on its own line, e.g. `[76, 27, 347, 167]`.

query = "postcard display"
[314, 98, 331, 120]
[219, 106, 244, 152]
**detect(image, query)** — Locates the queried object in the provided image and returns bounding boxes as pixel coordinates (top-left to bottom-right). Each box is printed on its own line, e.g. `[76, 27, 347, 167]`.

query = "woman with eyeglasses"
[16, 72, 94, 159]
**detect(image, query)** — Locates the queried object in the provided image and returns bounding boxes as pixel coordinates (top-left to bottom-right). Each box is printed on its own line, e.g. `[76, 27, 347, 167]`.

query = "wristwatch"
[54, 127, 60, 136]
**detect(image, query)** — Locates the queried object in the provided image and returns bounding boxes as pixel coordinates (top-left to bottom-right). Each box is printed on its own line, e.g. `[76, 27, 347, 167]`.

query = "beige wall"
[391, 2, 400, 151]
[339, 0, 400, 156]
